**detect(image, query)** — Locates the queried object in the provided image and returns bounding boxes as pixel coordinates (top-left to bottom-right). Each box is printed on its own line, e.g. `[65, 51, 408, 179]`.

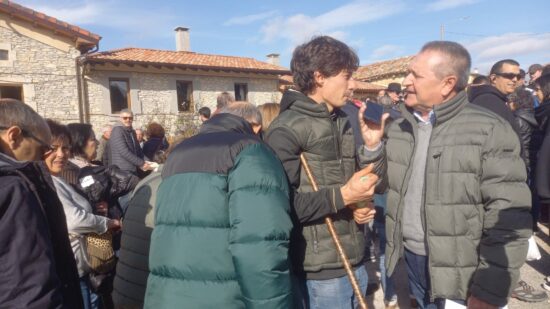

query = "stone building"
[354, 55, 414, 87]
[81, 28, 290, 135]
[0, 1, 100, 122]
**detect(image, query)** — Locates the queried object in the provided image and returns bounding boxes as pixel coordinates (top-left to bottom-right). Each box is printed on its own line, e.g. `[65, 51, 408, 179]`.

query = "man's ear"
[313, 71, 325, 88]
[489, 74, 497, 84]
[441, 75, 457, 97]
[252, 124, 262, 135]
[0, 126, 23, 151]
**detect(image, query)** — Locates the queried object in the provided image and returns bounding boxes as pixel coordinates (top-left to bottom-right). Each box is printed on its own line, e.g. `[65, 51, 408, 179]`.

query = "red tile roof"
[355, 80, 385, 91]
[85, 48, 291, 75]
[355, 55, 414, 82]
[0, 0, 100, 51]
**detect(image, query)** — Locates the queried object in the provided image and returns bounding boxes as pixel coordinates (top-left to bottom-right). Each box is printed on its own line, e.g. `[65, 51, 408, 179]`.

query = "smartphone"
[363, 101, 385, 125]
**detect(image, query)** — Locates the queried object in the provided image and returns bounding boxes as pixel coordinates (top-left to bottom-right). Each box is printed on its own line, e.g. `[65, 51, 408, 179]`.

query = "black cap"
[386, 83, 401, 93]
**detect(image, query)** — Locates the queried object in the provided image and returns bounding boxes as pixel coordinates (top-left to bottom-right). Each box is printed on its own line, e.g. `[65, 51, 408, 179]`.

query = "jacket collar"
[200, 113, 255, 135]
[0, 152, 31, 172]
[400, 90, 469, 127]
[280, 89, 343, 119]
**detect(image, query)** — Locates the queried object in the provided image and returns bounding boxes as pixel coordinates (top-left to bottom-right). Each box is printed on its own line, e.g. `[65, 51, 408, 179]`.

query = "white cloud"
[260, 0, 406, 46]
[464, 32, 550, 74]
[21, 0, 177, 39]
[426, 0, 478, 11]
[368, 44, 404, 61]
[224, 10, 278, 26]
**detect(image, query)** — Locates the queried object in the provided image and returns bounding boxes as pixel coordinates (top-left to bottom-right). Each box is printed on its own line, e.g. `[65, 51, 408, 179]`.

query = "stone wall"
[85, 69, 282, 136]
[0, 25, 81, 123]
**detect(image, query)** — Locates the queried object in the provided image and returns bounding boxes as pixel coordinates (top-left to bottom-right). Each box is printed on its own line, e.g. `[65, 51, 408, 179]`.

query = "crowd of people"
[0, 35, 549, 309]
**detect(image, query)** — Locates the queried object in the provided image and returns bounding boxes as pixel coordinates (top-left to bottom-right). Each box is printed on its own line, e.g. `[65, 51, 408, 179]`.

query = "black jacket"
[535, 101, 550, 203]
[108, 125, 144, 174]
[514, 108, 538, 171]
[469, 84, 524, 159]
[0, 154, 83, 309]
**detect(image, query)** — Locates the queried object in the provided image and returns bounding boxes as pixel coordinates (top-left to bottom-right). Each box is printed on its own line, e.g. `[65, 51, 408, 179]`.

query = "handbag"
[83, 231, 117, 274]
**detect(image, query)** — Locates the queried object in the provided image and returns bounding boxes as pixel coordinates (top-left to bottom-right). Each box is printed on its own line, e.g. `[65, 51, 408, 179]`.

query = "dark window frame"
[234, 83, 248, 101]
[176, 80, 194, 113]
[109, 78, 131, 113]
[0, 49, 9, 61]
[0, 84, 23, 100]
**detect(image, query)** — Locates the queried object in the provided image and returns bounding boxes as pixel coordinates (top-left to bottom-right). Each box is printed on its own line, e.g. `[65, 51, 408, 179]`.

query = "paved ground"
[364, 223, 550, 308]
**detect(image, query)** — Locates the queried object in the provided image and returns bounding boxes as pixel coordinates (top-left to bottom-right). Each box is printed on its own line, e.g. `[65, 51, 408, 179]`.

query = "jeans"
[373, 218, 396, 302]
[404, 249, 445, 309]
[295, 265, 368, 309]
[80, 275, 99, 309]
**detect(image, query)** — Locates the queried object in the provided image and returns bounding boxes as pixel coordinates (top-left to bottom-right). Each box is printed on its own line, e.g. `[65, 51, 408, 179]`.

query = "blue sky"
[20, 0, 550, 75]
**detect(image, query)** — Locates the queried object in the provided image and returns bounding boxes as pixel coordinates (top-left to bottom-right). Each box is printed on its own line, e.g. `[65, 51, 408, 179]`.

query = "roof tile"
[355, 55, 414, 81]
[0, 1, 101, 44]
[86, 48, 290, 74]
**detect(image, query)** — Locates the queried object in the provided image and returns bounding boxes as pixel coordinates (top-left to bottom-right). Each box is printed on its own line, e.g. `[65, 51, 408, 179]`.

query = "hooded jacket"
[469, 84, 522, 139]
[266, 90, 385, 280]
[0, 153, 83, 309]
[145, 114, 293, 309]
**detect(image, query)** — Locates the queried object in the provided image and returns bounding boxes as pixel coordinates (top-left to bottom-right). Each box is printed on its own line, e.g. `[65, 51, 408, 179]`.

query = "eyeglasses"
[495, 72, 522, 80]
[121, 116, 133, 120]
[0, 125, 55, 155]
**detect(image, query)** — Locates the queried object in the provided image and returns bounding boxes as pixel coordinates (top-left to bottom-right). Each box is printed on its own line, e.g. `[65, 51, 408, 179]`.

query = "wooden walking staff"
[299, 153, 368, 309]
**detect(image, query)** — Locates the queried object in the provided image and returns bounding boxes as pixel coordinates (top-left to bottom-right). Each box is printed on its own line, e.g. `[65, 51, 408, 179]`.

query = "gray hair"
[420, 41, 471, 92]
[378, 95, 393, 106]
[119, 108, 133, 116]
[101, 124, 113, 134]
[219, 101, 262, 126]
[0, 98, 50, 140]
[216, 92, 235, 109]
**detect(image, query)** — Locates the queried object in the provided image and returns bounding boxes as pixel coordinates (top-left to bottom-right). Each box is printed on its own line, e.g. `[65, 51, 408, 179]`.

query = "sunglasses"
[121, 116, 133, 120]
[0, 125, 55, 155]
[495, 72, 522, 80]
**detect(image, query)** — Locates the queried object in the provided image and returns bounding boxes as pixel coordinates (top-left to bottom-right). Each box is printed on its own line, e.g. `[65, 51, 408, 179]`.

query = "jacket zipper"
[423, 127, 438, 303]
[331, 114, 346, 184]
[312, 226, 319, 254]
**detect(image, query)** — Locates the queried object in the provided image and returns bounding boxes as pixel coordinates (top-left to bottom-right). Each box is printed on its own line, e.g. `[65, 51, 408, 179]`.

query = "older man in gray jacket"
[362, 41, 531, 308]
[109, 109, 150, 175]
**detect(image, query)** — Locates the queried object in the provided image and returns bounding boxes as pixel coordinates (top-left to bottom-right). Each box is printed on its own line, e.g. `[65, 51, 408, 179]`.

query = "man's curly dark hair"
[290, 36, 359, 95]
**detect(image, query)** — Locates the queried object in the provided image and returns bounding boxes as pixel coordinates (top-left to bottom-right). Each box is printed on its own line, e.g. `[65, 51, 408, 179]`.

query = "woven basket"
[85, 231, 116, 274]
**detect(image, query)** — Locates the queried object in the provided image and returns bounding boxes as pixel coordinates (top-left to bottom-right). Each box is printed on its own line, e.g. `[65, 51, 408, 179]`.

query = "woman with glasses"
[44, 119, 121, 309]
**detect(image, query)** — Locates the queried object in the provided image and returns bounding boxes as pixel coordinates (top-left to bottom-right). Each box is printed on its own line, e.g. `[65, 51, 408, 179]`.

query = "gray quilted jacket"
[380, 91, 531, 306]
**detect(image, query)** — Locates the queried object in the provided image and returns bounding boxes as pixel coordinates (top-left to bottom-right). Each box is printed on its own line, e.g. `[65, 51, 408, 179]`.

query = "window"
[109, 78, 130, 113]
[234, 83, 248, 101]
[176, 80, 193, 112]
[0, 84, 23, 100]
[0, 50, 8, 61]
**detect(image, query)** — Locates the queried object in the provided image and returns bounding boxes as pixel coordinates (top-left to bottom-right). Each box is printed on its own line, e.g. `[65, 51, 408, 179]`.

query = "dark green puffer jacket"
[266, 90, 384, 280]
[382, 91, 531, 306]
[144, 114, 293, 309]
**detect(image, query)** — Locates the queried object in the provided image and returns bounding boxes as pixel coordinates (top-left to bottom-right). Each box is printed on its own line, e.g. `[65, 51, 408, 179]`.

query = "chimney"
[175, 27, 190, 52]
[266, 53, 280, 66]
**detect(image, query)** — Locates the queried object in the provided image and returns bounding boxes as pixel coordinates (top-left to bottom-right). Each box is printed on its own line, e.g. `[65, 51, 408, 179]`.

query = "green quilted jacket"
[144, 114, 293, 309]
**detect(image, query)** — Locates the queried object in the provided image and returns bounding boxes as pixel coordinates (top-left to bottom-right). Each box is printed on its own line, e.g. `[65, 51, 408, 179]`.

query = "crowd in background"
[1, 35, 550, 309]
